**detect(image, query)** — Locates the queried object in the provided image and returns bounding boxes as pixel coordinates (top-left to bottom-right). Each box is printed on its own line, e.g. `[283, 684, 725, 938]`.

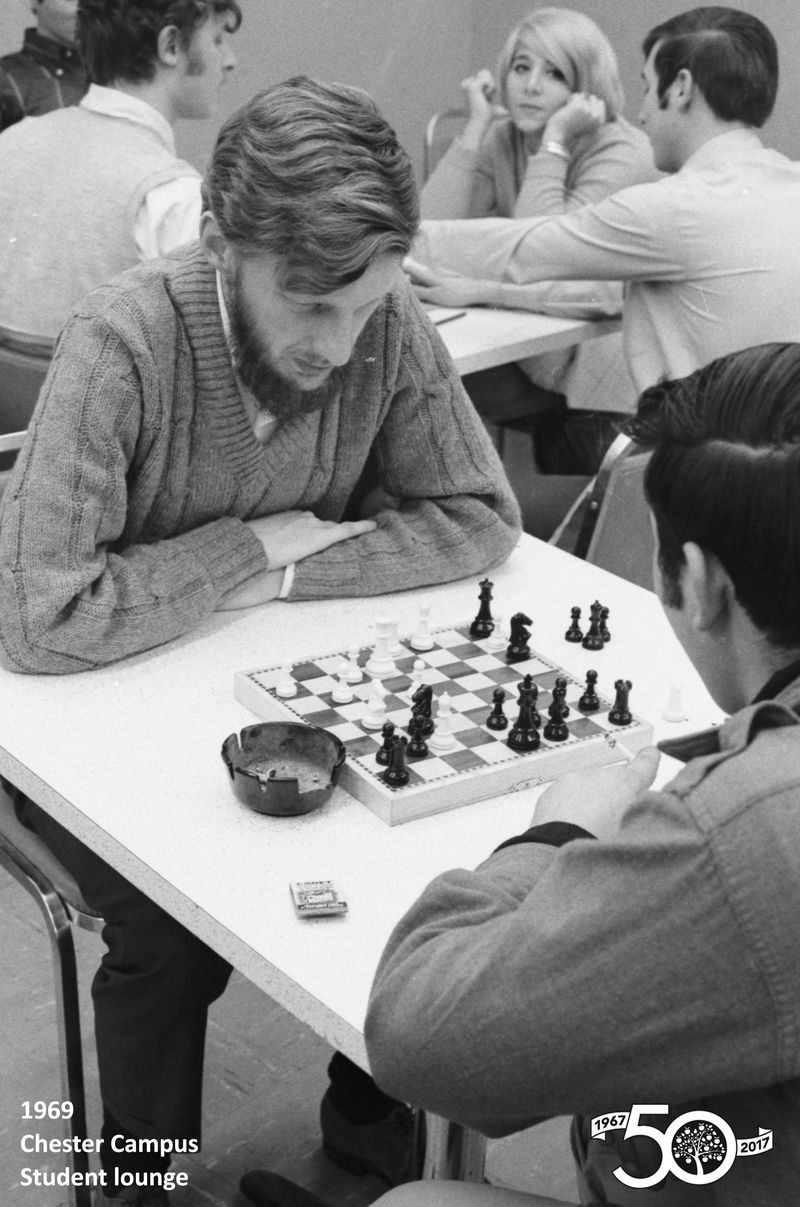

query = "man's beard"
[224, 269, 344, 420]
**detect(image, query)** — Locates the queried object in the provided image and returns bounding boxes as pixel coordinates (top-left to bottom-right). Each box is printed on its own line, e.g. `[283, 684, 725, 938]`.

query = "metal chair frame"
[0, 789, 103, 1207]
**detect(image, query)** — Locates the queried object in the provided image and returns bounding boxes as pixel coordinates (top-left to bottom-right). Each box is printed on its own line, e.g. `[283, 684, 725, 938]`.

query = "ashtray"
[221, 722, 346, 816]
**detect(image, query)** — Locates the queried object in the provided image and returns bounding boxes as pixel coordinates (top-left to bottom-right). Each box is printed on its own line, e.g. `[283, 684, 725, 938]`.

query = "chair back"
[0, 326, 53, 477]
[572, 433, 655, 590]
[424, 108, 468, 180]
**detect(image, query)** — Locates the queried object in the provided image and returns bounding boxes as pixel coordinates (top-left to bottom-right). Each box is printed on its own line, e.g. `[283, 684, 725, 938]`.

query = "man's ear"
[156, 24, 181, 67]
[199, 213, 229, 273]
[682, 542, 734, 631]
[670, 67, 695, 113]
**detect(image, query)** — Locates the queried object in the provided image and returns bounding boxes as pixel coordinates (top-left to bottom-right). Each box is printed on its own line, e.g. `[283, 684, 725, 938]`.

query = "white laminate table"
[0, 536, 722, 1178]
[433, 306, 621, 376]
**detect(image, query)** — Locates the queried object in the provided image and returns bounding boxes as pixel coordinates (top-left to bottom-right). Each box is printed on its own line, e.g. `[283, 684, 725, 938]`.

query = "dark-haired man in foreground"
[364, 342, 800, 1205]
[0, 76, 519, 1205]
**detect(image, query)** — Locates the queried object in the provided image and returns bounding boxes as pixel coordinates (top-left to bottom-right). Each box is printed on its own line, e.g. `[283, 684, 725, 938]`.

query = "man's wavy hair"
[642, 6, 777, 127]
[203, 76, 419, 293]
[629, 343, 800, 650]
[77, 0, 242, 86]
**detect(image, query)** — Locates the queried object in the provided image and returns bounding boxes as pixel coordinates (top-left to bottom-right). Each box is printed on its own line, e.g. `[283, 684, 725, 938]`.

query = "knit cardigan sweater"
[0, 246, 520, 674]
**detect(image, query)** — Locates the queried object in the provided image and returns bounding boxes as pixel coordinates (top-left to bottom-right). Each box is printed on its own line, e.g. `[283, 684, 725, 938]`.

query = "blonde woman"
[421, 8, 656, 478]
[422, 6, 653, 219]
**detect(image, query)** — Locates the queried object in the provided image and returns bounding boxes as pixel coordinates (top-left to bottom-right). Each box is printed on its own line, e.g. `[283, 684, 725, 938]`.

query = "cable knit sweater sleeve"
[0, 308, 268, 674]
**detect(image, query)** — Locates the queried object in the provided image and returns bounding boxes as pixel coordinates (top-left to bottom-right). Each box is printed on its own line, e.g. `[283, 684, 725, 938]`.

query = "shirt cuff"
[494, 821, 595, 853]
[279, 563, 295, 598]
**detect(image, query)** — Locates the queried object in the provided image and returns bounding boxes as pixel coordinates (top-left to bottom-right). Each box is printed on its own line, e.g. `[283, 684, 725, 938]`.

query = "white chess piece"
[662, 680, 689, 722]
[385, 614, 403, 658]
[275, 664, 298, 699]
[362, 679, 388, 730]
[410, 599, 434, 651]
[331, 660, 354, 704]
[428, 692, 457, 752]
[408, 657, 426, 694]
[365, 616, 398, 678]
[345, 645, 363, 684]
[487, 612, 506, 652]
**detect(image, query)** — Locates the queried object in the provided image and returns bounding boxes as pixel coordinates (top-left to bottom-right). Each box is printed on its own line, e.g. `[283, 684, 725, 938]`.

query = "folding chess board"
[234, 623, 653, 825]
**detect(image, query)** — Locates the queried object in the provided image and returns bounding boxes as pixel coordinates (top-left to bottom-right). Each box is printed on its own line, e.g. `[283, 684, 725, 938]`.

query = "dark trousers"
[462, 364, 628, 477]
[15, 792, 232, 1157]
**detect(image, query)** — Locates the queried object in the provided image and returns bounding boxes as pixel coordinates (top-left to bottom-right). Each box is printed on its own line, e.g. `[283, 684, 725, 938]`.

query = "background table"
[435, 307, 621, 376]
[0, 536, 722, 1079]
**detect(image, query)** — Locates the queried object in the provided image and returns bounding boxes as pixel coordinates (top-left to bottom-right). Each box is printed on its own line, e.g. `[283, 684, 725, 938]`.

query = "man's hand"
[404, 257, 488, 307]
[247, 510, 377, 570]
[532, 746, 661, 841]
[544, 92, 607, 148]
[217, 568, 285, 610]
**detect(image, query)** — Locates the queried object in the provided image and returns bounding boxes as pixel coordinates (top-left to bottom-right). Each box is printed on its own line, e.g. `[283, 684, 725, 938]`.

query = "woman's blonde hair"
[496, 7, 624, 120]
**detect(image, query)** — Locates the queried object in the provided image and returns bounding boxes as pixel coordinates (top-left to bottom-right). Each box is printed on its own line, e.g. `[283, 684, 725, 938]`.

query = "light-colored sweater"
[0, 246, 521, 674]
[0, 101, 199, 339]
[420, 115, 655, 220]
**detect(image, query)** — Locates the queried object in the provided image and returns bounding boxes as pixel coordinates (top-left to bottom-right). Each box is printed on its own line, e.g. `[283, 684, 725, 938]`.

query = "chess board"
[234, 623, 653, 826]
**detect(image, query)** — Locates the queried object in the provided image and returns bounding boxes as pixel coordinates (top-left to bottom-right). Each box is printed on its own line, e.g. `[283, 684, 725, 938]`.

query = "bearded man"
[0, 77, 519, 1206]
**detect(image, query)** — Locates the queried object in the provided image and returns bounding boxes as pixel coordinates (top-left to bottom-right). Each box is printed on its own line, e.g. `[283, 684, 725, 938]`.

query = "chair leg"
[0, 848, 94, 1207]
[419, 1111, 487, 1180]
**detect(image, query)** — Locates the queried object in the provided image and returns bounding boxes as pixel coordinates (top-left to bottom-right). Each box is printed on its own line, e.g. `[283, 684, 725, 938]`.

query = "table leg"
[419, 1110, 487, 1181]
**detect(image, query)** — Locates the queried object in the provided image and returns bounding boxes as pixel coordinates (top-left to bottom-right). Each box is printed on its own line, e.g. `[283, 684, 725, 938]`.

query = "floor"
[1, 870, 578, 1207]
[1, 432, 582, 1207]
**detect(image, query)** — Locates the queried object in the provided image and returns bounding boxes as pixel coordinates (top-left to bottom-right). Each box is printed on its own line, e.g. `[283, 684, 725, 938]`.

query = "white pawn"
[428, 693, 457, 752]
[275, 663, 298, 699]
[487, 612, 506, 653]
[331, 660, 354, 704]
[362, 679, 388, 730]
[410, 598, 434, 651]
[345, 645, 363, 684]
[408, 657, 426, 694]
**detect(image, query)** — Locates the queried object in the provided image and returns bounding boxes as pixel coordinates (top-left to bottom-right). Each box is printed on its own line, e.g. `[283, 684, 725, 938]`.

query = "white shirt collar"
[80, 83, 177, 154]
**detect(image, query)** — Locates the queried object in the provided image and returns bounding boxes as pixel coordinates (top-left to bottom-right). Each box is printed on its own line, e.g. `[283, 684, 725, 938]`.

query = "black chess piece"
[382, 734, 410, 786]
[411, 683, 435, 735]
[486, 687, 508, 730]
[581, 600, 605, 651]
[507, 675, 540, 751]
[552, 675, 570, 718]
[470, 578, 495, 638]
[599, 606, 611, 643]
[406, 713, 429, 759]
[564, 606, 583, 643]
[375, 720, 396, 765]
[578, 669, 600, 713]
[609, 678, 633, 726]
[543, 699, 569, 742]
[517, 673, 541, 728]
[507, 611, 532, 662]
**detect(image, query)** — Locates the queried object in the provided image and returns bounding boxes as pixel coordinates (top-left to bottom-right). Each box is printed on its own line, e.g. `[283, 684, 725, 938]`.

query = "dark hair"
[628, 344, 800, 649]
[203, 76, 419, 293]
[642, 6, 777, 127]
[77, 0, 241, 86]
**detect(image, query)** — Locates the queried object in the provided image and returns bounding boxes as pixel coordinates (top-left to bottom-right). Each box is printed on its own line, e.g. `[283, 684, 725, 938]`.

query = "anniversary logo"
[590, 1104, 773, 1189]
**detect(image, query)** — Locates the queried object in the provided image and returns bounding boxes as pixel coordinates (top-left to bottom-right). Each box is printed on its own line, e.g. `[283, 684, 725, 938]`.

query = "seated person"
[0, 0, 240, 343]
[0, 76, 520, 1205]
[0, 0, 87, 131]
[365, 342, 800, 1205]
[408, 8, 800, 408]
[421, 6, 656, 475]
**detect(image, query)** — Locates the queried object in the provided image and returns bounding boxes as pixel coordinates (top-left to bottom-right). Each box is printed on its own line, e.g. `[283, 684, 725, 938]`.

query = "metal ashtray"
[221, 722, 346, 816]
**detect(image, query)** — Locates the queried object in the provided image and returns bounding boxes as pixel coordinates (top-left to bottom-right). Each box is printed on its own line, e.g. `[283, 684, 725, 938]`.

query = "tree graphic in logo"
[671, 1119, 728, 1177]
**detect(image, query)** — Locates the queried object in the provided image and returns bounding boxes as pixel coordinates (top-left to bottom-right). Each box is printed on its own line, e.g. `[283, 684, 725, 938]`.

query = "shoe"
[319, 1088, 416, 1185]
[93, 1189, 169, 1207]
[240, 1170, 330, 1207]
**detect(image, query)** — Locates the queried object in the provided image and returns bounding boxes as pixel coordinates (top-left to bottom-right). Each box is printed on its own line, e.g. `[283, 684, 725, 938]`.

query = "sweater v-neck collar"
[167, 247, 322, 487]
